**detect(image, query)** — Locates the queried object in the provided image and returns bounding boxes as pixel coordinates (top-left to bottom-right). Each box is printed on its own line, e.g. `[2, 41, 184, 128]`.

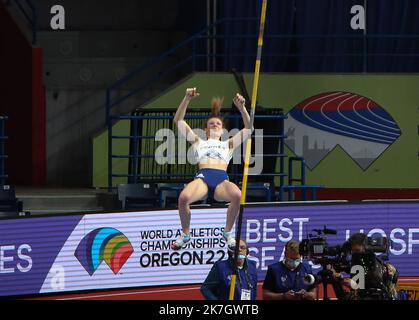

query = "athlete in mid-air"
[172, 87, 252, 251]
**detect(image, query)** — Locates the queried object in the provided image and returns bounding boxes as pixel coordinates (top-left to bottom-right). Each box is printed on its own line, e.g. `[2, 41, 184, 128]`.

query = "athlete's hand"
[185, 87, 200, 100]
[233, 93, 246, 110]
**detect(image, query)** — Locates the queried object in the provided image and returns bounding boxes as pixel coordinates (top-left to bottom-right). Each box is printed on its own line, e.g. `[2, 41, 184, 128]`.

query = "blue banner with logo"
[0, 202, 418, 297]
[242, 202, 419, 279]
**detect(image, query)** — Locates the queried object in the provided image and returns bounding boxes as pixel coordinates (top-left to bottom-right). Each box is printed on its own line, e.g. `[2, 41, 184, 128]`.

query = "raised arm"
[174, 87, 200, 143]
[229, 93, 253, 149]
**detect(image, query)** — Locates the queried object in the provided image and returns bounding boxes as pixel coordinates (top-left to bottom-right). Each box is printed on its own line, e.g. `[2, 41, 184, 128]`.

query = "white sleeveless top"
[194, 138, 233, 163]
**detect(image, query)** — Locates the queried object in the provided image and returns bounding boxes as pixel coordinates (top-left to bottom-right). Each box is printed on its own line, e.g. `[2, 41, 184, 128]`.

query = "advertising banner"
[242, 203, 419, 279]
[0, 202, 418, 297]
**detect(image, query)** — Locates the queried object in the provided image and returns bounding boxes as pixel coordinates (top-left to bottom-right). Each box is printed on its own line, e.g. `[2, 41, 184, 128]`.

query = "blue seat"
[117, 183, 160, 210]
[157, 183, 185, 208]
[239, 182, 273, 202]
[0, 185, 23, 216]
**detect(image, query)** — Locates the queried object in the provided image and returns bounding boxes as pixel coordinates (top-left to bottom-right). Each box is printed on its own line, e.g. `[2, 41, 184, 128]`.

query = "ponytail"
[210, 97, 224, 117]
[204, 97, 225, 130]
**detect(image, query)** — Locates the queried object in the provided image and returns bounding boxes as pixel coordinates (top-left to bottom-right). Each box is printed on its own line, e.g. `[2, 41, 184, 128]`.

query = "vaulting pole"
[229, 0, 268, 300]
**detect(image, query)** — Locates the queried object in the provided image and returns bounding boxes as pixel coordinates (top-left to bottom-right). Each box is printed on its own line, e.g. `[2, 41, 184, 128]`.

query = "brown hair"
[205, 97, 225, 128]
[285, 240, 300, 255]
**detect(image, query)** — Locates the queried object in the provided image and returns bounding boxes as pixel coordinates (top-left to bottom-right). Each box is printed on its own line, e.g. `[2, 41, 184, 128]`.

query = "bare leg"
[214, 180, 242, 232]
[178, 179, 208, 234]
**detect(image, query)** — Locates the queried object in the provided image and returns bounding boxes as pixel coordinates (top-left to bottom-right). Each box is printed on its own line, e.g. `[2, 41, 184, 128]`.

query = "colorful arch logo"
[285, 91, 401, 170]
[75, 228, 134, 276]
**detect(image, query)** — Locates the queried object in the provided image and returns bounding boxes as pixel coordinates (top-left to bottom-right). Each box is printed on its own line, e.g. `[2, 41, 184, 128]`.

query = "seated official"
[201, 240, 258, 300]
[263, 240, 317, 300]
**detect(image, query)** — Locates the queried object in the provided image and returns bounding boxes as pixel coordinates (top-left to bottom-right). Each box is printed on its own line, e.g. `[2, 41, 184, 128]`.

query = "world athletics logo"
[75, 227, 134, 276]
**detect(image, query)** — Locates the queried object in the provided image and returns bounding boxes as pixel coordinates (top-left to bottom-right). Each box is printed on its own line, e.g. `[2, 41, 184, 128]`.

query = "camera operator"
[263, 240, 317, 300]
[331, 233, 399, 300]
[327, 233, 364, 299]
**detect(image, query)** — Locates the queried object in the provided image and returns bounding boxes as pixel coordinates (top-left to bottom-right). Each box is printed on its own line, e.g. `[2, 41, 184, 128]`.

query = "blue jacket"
[201, 257, 258, 300]
[263, 261, 313, 293]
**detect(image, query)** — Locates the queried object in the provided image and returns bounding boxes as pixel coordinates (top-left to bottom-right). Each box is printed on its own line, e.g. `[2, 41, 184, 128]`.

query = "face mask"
[285, 258, 301, 270]
[238, 254, 246, 261]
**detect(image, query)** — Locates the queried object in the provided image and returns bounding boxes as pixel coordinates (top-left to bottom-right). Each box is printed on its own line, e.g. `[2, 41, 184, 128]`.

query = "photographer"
[263, 240, 317, 300]
[330, 233, 365, 290]
[200, 239, 258, 300]
[332, 233, 399, 300]
[326, 233, 364, 299]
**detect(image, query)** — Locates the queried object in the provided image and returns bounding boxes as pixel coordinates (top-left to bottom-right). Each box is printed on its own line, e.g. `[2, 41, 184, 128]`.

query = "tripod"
[317, 267, 334, 300]
[316, 264, 347, 300]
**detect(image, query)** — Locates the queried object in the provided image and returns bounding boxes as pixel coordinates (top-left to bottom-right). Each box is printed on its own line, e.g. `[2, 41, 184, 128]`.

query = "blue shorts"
[195, 168, 229, 201]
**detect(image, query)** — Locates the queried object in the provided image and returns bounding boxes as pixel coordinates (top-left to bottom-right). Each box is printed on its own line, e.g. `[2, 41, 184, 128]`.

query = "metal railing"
[279, 157, 324, 201]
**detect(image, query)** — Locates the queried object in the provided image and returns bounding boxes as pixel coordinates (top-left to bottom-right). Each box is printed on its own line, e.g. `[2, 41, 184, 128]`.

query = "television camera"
[299, 226, 397, 300]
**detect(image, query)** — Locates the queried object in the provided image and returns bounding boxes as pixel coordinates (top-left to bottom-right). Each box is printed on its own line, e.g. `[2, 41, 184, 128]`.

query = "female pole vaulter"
[171, 87, 252, 251]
